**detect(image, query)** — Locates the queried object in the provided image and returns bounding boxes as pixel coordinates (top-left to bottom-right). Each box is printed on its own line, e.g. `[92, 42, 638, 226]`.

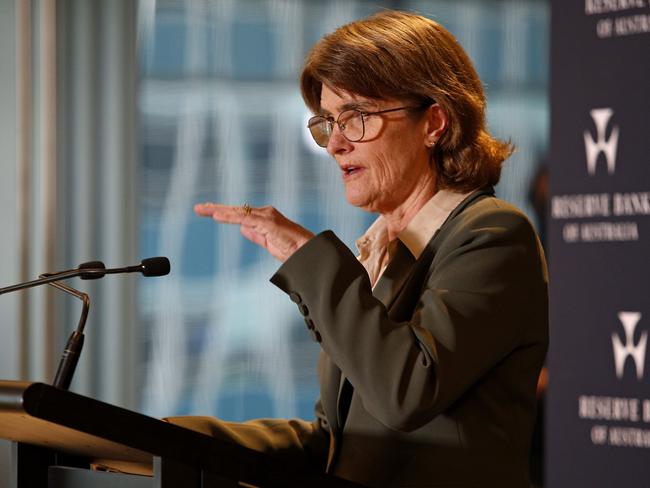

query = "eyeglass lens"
[308, 109, 366, 147]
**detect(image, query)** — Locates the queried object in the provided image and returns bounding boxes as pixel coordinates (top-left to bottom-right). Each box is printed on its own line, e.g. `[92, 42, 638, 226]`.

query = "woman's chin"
[345, 191, 380, 212]
[345, 191, 368, 209]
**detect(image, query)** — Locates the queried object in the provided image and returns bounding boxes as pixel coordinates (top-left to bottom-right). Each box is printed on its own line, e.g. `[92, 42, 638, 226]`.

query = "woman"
[172, 10, 548, 488]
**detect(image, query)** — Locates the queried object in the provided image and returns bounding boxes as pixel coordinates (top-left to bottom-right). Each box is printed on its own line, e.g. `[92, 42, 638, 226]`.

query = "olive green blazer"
[168, 188, 548, 488]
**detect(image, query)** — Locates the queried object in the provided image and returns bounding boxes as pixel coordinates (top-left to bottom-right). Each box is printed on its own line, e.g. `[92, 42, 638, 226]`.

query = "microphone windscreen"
[79, 261, 106, 280]
[141, 257, 170, 277]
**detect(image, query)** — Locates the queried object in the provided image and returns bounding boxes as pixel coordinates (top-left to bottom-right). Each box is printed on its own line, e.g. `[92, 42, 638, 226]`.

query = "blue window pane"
[231, 21, 275, 79]
[182, 219, 216, 278]
[150, 19, 187, 77]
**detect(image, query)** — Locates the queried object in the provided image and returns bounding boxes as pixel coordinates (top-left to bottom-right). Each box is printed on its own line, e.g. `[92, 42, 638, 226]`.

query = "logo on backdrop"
[584, 108, 619, 175]
[612, 311, 647, 380]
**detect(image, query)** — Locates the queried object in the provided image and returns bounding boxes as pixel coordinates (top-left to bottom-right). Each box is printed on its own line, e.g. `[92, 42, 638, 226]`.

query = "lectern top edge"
[0, 380, 32, 412]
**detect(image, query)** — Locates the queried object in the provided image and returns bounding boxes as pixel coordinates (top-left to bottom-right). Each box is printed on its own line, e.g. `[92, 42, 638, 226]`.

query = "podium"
[0, 380, 362, 487]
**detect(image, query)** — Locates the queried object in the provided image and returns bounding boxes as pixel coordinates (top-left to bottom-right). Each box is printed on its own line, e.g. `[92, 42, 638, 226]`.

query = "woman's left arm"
[269, 204, 548, 432]
[194, 200, 548, 432]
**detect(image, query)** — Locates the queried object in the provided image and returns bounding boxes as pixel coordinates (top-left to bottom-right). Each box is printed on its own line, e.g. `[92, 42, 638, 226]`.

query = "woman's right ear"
[423, 104, 448, 145]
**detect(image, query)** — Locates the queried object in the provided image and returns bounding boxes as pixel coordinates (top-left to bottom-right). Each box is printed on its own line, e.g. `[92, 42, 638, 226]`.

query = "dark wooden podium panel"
[0, 381, 363, 487]
[48, 466, 151, 488]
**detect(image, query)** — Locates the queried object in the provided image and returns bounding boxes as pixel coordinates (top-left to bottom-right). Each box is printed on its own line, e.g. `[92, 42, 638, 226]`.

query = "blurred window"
[136, 0, 549, 421]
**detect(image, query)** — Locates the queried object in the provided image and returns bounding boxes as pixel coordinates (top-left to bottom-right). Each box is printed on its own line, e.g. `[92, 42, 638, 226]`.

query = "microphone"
[0, 257, 171, 390]
[71, 256, 171, 280]
[0, 257, 170, 294]
[123, 256, 171, 277]
[142, 256, 171, 276]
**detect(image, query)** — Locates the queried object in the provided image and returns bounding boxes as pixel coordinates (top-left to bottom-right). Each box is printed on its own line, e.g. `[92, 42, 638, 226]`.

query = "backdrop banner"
[548, 1, 650, 486]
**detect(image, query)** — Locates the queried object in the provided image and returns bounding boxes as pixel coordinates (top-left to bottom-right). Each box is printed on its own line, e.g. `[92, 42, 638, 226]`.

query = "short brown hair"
[300, 10, 513, 192]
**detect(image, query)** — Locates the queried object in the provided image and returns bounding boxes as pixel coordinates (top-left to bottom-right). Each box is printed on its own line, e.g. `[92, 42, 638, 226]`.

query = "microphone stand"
[38, 264, 104, 390]
[0, 263, 105, 389]
[45, 279, 89, 390]
[0, 257, 170, 390]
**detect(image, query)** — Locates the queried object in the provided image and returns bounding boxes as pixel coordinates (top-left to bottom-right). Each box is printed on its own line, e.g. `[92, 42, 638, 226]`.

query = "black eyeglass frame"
[307, 104, 431, 148]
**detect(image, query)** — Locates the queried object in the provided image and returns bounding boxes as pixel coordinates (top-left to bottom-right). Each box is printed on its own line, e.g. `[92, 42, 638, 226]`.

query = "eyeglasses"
[307, 105, 428, 148]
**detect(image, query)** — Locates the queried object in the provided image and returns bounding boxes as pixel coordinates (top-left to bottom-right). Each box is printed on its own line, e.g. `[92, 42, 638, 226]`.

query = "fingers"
[194, 203, 254, 224]
[194, 202, 313, 262]
[194, 202, 220, 216]
[240, 226, 267, 249]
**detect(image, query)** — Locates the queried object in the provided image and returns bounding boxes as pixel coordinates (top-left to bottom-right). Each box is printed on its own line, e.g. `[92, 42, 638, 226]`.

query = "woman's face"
[319, 85, 437, 214]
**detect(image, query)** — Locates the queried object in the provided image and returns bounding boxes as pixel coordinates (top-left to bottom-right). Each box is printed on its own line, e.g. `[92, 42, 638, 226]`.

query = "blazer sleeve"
[164, 397, 330, 470]
[270, 200, 548, 432]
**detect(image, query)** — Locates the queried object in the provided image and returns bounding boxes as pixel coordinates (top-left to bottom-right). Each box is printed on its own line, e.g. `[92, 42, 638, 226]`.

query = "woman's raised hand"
[194, 203, 314, 263]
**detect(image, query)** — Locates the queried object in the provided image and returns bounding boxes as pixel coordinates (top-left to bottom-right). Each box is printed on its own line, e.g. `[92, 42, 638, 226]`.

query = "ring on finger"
[241, 203, 252, 216]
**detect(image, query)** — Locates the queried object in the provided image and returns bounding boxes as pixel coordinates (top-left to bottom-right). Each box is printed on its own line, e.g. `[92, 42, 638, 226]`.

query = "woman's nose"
[326, 124, 353, 156]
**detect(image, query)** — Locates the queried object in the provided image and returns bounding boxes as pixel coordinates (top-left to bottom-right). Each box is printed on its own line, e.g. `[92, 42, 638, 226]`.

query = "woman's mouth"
[341, 165, 364, 179]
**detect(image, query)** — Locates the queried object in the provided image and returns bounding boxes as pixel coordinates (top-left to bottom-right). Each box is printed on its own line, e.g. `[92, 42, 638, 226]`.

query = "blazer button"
[304, 318, 315, 330]
[289, 292, 302, 304]
[298, 304, 309, 316]
[309, 329, 322, 343]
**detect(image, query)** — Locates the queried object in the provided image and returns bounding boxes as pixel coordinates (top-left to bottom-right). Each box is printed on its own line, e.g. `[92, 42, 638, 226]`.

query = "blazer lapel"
[371, 239, 417, 308]
[335, 240, 417, 431]
[417, 186, 495, 265]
